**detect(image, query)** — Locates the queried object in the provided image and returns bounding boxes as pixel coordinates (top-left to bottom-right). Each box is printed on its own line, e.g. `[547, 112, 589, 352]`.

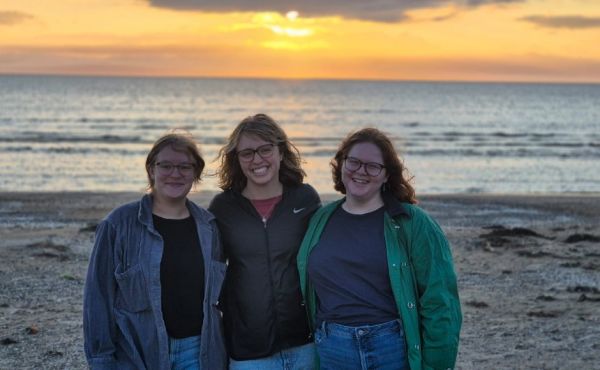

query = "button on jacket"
[297, 194, 462, 370]
[83, 194, 227, 370]
[208, 184, 321, 360]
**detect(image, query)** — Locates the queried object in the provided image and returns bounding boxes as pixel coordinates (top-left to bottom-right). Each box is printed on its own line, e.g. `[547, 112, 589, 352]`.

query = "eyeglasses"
[154, 162, 196, 176]
[344, 156, 385, 177]
[237, 143, 276, 162]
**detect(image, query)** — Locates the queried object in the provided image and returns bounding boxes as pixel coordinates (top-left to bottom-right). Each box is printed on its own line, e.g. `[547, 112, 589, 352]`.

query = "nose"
[357, 163, 368, 175]
[251, 152, 263, 163]
[170, 167, 185, 177]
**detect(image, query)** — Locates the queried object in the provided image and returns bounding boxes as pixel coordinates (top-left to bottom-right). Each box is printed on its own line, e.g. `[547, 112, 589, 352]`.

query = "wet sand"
[1, 191, 599, 369]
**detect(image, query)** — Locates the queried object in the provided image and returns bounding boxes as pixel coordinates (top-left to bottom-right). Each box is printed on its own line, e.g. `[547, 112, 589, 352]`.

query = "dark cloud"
[465, 0, 522, 5]
[429, 12, 460, 22]
[0, 11, 34, 25]
[520, 15, 600, 29]
[147, 0, 525, 22]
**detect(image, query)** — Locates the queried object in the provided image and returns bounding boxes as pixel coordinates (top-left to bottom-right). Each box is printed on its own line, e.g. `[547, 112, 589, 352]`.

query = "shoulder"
[310, 198, 341, 220]
[93, 200, 141, 242]
[287, 183, 320, 202]
[322, 199, 342, 212]
[187, 200, 215, 223]
[104, 199, 140, 225]
[298, 183, 319, 198]
[392, 202, 432, 223]
[300, 199, 343, 243]
[208, 190, 237, 211]
[394, 203, 447, 242]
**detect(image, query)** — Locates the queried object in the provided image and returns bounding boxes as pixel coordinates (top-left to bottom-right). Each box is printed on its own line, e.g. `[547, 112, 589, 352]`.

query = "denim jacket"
[83, 194, 227, 370]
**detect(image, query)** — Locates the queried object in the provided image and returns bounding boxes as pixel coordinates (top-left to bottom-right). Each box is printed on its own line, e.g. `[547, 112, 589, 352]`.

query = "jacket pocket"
[114, 263, 151, 312]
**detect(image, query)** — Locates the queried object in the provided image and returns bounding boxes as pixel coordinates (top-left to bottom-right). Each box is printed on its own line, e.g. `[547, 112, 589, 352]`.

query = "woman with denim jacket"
[297, 128, 462, 370]
[83, 132, 227, 370]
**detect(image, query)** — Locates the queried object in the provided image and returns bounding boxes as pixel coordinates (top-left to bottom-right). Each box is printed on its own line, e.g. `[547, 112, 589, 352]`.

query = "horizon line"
[1, 72, 599, 86]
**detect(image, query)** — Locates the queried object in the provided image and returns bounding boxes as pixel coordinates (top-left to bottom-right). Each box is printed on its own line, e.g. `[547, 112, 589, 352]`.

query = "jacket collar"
[138, 194, 154, 228]
[381, 191, 410, 219]
[228, 184, 293, 202]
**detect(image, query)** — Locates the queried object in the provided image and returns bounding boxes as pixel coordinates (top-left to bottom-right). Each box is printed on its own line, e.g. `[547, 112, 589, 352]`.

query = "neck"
[243, 181, 283, 200]
[342, 193, 384, 215]
[151, 194, 189, 219]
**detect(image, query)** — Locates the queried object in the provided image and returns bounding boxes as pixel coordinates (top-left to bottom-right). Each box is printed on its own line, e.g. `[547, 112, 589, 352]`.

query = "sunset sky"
[1, 0, 599, 82]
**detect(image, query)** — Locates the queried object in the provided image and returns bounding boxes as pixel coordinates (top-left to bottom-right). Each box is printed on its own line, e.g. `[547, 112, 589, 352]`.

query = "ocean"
[1, 75, 599, 195]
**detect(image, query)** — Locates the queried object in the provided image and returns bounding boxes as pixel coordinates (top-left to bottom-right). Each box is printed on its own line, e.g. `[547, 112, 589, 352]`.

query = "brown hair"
[331, 127, 417, 204]
[145, 131, 205, 190]
[216, 113, 305, 191]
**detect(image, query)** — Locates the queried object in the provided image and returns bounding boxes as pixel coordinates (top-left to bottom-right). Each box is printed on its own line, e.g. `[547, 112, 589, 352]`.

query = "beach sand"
[1, 191, 599, 369]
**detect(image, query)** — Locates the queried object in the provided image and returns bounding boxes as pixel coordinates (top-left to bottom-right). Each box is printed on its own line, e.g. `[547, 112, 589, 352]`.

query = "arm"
[83, 220, 119, 369]
[305, 183, 322, 212]
[410, 212, 462, 370]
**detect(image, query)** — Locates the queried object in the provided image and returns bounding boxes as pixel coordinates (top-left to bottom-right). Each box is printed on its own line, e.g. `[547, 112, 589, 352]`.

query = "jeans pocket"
[114, 263, 151, 312]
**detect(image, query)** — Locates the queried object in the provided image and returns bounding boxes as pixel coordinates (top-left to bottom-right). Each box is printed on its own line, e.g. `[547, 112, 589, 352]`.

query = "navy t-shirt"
[307, 205, 398, 326]
[153, 214, 205, 338]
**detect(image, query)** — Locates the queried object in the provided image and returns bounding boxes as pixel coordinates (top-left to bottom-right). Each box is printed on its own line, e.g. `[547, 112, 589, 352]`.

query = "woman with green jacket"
[297, 128, 461, 370]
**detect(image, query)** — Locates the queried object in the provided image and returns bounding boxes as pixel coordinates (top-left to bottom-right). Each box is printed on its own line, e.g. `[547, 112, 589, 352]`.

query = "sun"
[286, 11, 299, 21]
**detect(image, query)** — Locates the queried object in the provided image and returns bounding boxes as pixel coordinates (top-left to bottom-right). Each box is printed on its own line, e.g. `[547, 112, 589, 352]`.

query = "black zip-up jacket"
[208, 184, 321, 360]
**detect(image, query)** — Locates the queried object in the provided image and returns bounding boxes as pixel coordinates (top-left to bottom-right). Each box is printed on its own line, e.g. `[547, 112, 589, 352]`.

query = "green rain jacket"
[297, 194, 462, 370]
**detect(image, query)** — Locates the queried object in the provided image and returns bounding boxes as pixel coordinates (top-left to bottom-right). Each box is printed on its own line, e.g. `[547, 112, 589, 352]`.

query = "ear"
[148, 165, 155, 180]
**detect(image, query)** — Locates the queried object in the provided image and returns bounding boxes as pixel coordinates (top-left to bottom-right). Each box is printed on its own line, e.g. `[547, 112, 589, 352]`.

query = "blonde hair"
[216, 114, 305, 191]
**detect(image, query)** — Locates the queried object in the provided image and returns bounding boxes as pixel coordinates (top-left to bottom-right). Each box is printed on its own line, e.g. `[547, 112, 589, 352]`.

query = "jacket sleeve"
[410, 211, 462, 370]
[210, 219, 226, 263]
[83, 220, 119, 369]
[207, 196, 226, 258]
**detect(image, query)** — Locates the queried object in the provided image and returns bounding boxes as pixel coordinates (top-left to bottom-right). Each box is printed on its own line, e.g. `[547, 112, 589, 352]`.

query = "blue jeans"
[315, 320, 408, 370]
[169, 335, 202, 370]
[229, 342, 316, 370]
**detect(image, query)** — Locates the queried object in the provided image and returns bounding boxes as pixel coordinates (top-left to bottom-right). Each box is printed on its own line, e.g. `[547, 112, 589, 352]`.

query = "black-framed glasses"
[237, 143, 276, 162]
[154, 162, 196, 176]
[344, 156, 385, 177]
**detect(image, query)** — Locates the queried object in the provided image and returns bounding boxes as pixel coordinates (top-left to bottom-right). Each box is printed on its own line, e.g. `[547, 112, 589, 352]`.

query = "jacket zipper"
[244, 195, 284, 345]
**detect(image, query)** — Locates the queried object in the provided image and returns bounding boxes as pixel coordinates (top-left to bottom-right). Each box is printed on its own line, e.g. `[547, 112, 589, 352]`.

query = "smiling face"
[149, 145, 196, 202]
[236, 133, 282, 192]
[341, 141, 388, 206]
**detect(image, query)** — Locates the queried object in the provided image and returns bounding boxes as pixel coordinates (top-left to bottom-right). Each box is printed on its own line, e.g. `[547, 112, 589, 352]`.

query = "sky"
[1, 0, 599, 82]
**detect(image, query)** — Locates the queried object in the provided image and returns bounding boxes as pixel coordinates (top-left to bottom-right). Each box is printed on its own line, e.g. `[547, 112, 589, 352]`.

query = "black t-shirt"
[153, 214, 205, 338]
[307, 206, 398, 326]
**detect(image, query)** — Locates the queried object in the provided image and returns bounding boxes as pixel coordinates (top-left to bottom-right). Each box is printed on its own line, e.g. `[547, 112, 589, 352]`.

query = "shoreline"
[1, 191, 599, 369]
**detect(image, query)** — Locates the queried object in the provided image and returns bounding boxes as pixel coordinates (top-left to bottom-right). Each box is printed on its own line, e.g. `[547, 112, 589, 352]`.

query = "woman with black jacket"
[209, 114, 320, 369]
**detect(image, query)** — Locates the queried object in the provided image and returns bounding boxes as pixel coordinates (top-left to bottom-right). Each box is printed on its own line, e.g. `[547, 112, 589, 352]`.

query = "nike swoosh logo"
[293, 207, 306, 214]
